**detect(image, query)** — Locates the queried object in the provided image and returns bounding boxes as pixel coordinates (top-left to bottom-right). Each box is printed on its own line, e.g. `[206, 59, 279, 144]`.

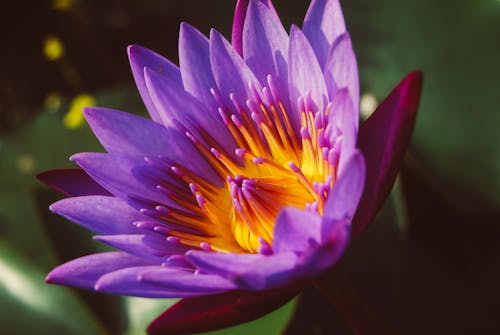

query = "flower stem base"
[314, 269, 397, 335]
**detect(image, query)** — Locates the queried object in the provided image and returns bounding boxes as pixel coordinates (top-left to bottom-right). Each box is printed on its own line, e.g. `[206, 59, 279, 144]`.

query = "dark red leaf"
[353, 71, 423, 238]
[37, 169, 111, 197]
[147, 285, 302, 335]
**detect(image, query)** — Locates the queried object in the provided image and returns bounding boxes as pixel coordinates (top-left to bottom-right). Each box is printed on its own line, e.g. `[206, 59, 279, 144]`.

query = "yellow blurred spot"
[63, 94, 96, 129]
[17, 155, 36, 174]
[52, 0, 72, 11]
[360, 93, 378, 119]
[44, 92, 62, 113]
[43, 35, 65, 61]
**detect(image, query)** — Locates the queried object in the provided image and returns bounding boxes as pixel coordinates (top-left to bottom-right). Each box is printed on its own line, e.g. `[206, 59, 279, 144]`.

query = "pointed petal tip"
[126, 44, 136, 53]
[407, 69, 424, 82]
[45, 267, 67, 285]
[400, 70, 424, 109]
[44, 272, 56, 284]
[209, 27, 222, 42]
[68, 152, 96, 164]
[93, 281, 104, 292]
[47, 197, 83, 217]
[289, 23, 300, 36]
[127, 44, 146, 58]
[81, 106, 94, 118]
[82, 106, 109, 118]
[93, 273, 113, 292]
[48, 202, 57, 213]
[179, 21, 190, 31]
[81, 106, 107, 124]
[127, 44, 144, 62]
[35, 170, 52, 184]
[69, 153, 82, 163]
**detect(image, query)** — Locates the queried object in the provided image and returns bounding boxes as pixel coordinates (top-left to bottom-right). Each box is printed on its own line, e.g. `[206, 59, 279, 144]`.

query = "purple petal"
[328, 88, 357, 175]
[179, 22, 219, 113]
[83, 107, 181, 157]
[94, 234, 189, 262]
[46, 252, 153, 290]
[148, 286, 300, 335]
[300, 218, 350, 273]
[353, 71, 423, 238]
[273, 207, 322, 254]
[49, 195, 146, 235]
[242, 1, 300, 134]
[303, 0, 347, 68]
[37, 169, 111, 197]
[186, 250, 298, 290]
[127, 44, 182, 123]
[70, 152, 175, 209]
[289, 25, 328, 114]
[144, 68, 236, 160]
[83, 107, 221, 185]
[210, 28, 262, 113]
[232, 0, 278, 56]
[243, 1, 288, 92]
[94, 266, 202, 298]
[324, 33, 359, 123]
[127, 45, 182, 123]
[139, 268, 238, 292]
[322, 150, 366, 238]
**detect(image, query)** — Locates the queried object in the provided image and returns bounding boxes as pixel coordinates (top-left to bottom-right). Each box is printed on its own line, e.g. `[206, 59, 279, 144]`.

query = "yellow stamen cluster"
[157, 85, 337, 253]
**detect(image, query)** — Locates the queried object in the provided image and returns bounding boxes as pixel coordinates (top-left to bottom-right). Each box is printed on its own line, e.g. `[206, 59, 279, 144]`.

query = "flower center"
[147, 77, 341, 253]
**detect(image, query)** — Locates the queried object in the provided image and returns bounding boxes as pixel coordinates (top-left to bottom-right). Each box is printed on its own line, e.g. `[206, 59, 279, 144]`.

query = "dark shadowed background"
[0, 0, 499, 334]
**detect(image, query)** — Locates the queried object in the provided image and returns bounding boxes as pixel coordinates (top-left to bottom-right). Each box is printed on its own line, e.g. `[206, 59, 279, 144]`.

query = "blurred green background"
[0, 0, 499, 334]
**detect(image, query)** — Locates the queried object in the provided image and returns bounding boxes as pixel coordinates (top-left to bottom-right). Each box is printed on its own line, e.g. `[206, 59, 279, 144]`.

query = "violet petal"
[300, 218, 350, 273]
[127, 45, 182, 123]
[210, 28, 262, 114]
[179, 22, 219, 112]
[303, 0, 347, 69]
[186, 251, 298, 290]
[273, 207, 322, 255]
[94, 266, 202, 298]
[289, 25, 328, 115]
[49, 195, 146, 235]
[70, 152, 175, 209]
[83, 107, 221, 186]
[93, 234, 190, 262]
[322, 149, 366, 239]
[83, 107, 183, 157]
[242, 1, 299, 135]
[328, 88, 357, 175]
[139, 269, 238, 292]
[144, 68, 236, 161]
[45, 252, 154, 290]
[324, 33, 360, 123]
[232, 0, 278, 57]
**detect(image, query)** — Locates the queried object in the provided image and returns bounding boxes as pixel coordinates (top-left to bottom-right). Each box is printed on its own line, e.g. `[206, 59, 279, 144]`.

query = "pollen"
[147, 76, 340, 253]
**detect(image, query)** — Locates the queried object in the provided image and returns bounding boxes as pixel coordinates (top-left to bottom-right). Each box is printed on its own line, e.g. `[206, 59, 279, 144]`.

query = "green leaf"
[346, 0, 500, 209]
[123, 298, 177, 335]
[0, 243, 105, 335]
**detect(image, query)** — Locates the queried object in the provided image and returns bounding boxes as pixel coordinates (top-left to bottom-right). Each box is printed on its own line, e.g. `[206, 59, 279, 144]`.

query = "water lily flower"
[39, 0, 422, 334]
